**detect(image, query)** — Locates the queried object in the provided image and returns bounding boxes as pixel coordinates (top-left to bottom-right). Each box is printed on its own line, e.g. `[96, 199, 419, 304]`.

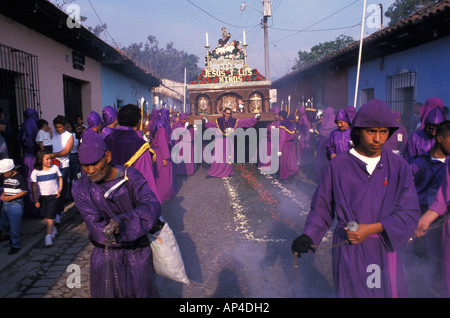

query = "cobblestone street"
[0, 163, 335, 299]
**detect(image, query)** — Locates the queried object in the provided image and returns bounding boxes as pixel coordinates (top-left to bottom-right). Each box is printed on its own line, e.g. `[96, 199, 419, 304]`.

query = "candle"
[243, 30, 246, 45]
[206, 32, 209, 47]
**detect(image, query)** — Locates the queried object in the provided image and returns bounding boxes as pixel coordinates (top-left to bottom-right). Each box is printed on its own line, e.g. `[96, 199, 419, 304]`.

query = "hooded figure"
[72, 132, 161, 298]
[151, 108, 178, 200]
[258, 105, 281, 173]
[172, 113, 197, 176]
[295, 106, 311, 165]
[326, 108, 352, 160]
[101, 106, 118, 139]
[315, 107, 335, 180]
[404, 106, 447, 163]
[384, 111, 409, 155]
[419, 97, 445, 131]
[18, 109, 40, 216]
[292, 99, 420, 298]
[278, 111, 299, 179]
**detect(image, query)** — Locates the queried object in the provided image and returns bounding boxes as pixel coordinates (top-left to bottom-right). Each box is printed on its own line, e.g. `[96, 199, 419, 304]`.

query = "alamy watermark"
[170, 120, 280, 174]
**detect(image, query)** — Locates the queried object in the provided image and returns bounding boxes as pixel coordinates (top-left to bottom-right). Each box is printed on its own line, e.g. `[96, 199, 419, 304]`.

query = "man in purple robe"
[17, 108, 40, 217]
[315, 107, 335, 180]
[419, 97, 445, 131]
[278, 111, 298, 180]
[203, 107, 260, 178]
[292, 99, 421, 298]
[326, 108, 352, 160]
[81, 111, 103, 140]
[172, 113, 197, 176]
[294, 106, 311, 165]
[258, 106, 280, 174]
[412, 120, 450, 297]
[100, 106, 118, 139]
[404, 106, 447, 163]
[384, 112, 408, 155]
[104, 104, 162, 204]
[72, 132, 161, 298]
[149, 108, 178, 200]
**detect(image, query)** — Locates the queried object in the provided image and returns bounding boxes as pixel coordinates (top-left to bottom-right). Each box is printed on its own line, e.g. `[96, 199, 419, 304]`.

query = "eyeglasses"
[225, 112, 232, 115]
[426, 126, 437, 132]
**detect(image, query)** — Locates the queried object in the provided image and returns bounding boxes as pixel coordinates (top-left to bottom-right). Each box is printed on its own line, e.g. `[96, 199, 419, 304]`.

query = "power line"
[186, 0, 260, 29]
[87, 0, 120, 48]
[272, 0, 361, 44]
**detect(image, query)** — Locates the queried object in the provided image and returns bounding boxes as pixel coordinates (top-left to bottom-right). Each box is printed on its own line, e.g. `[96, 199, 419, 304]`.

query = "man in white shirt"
[51, 115, 74, 222]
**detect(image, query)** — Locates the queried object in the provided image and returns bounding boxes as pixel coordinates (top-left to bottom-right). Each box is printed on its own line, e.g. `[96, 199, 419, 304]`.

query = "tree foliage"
[292, 35, 355, 70]
[385, 0, 440, 25]
[121, 35, 201, 83]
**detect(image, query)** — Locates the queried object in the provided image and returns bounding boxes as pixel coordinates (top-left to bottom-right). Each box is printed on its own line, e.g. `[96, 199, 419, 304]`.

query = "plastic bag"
[147, 218, 189, 285]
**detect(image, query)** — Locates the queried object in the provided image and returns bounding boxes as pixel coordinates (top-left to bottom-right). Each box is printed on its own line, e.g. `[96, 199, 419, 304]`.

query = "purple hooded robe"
[258, 107, 280, 172]
[72, 165, 161, 298]
[384, 112, 408, 155]
[295, 106, 311, 164]
[101, 106, 118, 139]
[303, 99, 420, 297]
[279, 116, 299, 179]
[151, 108, 178, 200]
[173, 113, 197, 176]
[18, 109, 40, 216]
[315, 107, 335, 179]
[404, 107, 447, 163]
[419, 97, 445, 131]
[326, 109, 352, 160]
[204, 115, 258, 178]
[104, 126, 162, 204]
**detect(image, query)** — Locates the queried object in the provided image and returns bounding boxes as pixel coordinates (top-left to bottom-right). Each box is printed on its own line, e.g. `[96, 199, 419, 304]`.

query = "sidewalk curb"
[0, 202, 78, 272]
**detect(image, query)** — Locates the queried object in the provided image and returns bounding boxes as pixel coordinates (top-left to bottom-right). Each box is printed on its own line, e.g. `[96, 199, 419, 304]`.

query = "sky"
[68, 0, 397, 81]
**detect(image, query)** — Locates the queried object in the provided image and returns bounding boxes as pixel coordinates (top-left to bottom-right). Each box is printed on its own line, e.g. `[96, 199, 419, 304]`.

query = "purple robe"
[295, 107, 311, 164]
[326, 128, 352, 160]
[426, 163, 450, 297]
[315, 107, 335, 179]
[304, 148, 420, 297]
[101, 106, 118, 139]
[72, 166, 161, 298]
[279, 120, 298, 179]
[258, 120, 280, 172]
[404, 107, 446, 163]
[104, 126, 162, 204]
[18, 109, 40, 216]
[205, 116, 257, 177]
[152, 127, 177, 200]
[173, 126, 197, 176]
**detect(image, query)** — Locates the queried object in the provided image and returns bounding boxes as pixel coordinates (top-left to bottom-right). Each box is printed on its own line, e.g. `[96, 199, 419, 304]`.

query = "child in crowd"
[0, 159, 28, 255]
[35, 119, 53, 152]
[30, 149, 63, 247]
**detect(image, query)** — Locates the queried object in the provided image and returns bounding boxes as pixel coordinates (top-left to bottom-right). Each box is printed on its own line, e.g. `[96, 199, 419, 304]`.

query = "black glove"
[291, 234, 314, 256]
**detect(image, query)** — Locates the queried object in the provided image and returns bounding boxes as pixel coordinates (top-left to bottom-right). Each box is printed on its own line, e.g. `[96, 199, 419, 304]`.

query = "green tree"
[292, 35, 355, 70]
[385, 0, 439, 25]
[122, 35, 201, 83]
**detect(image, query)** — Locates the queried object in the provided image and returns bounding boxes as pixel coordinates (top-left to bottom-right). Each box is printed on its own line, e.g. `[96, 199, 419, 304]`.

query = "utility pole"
[262, 0, 271, 80]
[240, 1, 271, 80]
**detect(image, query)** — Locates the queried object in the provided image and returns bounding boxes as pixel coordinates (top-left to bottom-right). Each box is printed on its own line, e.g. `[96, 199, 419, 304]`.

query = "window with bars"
[386, 70, 417, 132]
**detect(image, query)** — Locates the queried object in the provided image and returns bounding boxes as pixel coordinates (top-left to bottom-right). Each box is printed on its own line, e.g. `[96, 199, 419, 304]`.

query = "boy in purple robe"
[104, 104, 162, 204]
[408, 120, 450, 296]
[72, 132, 161, 298]
[326, 108, 352, 160]
[172, 113, 197, 176]
[292, 99, 421, 298]
[100, 106, 118, 139]
[203, 108, 260, 178]
[404, 106, 446, 163]
[150, 108, 178, 200]
[278, 111, 299, 180]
